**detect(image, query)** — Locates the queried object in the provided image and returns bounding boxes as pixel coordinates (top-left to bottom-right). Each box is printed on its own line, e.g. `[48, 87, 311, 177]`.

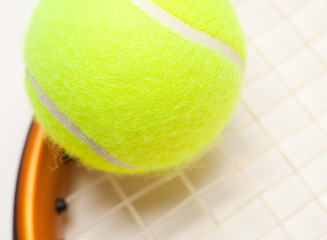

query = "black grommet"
[56, 199, 68, 214]
[62, 153, 73, 163]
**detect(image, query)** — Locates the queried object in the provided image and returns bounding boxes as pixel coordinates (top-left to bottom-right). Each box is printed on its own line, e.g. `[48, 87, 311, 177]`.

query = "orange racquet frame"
[14, 122, 72, 240]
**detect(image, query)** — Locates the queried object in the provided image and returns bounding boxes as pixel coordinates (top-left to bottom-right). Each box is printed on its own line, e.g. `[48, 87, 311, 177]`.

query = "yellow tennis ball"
[24, 0, 246, 175]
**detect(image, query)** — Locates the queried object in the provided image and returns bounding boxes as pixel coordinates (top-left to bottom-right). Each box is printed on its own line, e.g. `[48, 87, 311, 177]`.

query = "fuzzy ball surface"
[25, 0, 246, 175]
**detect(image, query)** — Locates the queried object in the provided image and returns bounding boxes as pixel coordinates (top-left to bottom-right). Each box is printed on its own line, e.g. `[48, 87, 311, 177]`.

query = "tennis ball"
[24, 0, 246, 175]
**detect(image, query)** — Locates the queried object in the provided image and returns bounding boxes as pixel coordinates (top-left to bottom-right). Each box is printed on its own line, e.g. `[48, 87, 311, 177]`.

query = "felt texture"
[151, 0, 246, 61]
[25, 0, 245, 175]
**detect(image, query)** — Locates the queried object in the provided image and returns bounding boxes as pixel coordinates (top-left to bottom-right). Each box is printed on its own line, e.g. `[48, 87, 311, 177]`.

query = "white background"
[0, 0, 39, 238]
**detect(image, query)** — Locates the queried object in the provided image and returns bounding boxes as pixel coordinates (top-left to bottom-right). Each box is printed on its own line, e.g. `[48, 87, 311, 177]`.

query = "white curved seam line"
[128, 0, 244, 72]
[28, 72, 136, 170]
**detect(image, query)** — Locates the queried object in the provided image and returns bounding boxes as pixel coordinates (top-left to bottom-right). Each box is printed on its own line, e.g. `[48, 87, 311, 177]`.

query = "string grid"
[63, 0, 327, 239]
